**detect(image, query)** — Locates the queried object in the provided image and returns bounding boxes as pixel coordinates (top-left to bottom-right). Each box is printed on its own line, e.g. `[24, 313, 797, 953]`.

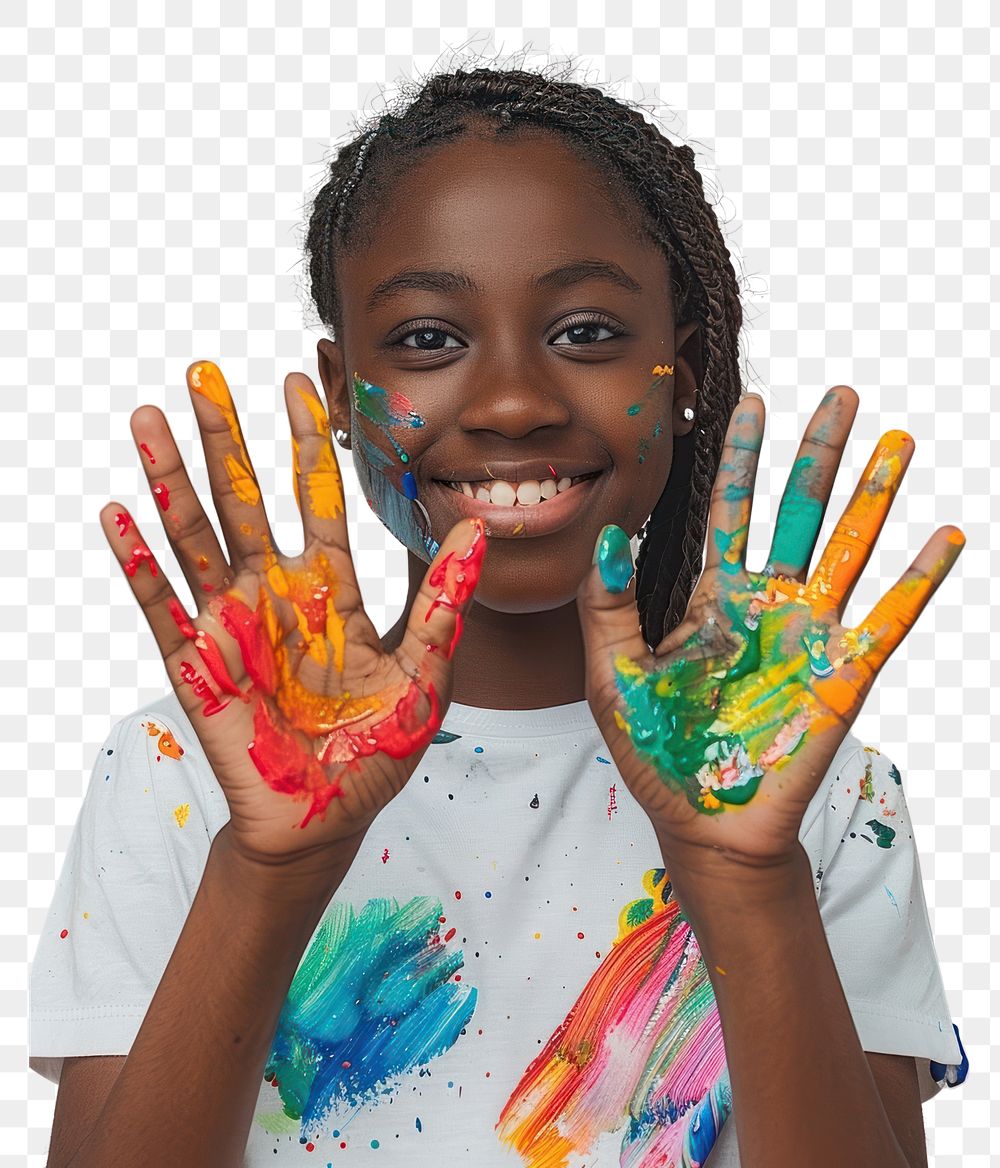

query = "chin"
[469, 572, 585, 616]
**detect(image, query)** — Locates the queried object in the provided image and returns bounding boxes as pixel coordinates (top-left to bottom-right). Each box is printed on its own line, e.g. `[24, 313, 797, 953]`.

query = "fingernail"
[593, 524, 635, 593]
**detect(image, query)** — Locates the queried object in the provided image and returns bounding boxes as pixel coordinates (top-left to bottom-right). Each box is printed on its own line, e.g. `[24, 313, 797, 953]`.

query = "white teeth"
[446, 474, 594, 505]
[489, 480, 517, 506]
[515, 480, 541, 505]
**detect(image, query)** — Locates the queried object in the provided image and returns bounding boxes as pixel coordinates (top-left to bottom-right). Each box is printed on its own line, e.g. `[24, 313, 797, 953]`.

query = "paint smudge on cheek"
[627, 364, 675, 463]
[261, 896, 476, 1140]
[350, 372, 438, 560]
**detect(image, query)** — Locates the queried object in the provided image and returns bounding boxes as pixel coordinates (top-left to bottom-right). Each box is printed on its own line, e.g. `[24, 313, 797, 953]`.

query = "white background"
[4, 2, 996, 1164]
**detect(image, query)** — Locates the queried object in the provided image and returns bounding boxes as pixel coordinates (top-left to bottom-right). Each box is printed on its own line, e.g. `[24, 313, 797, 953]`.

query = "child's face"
[318, 129, 700, 615]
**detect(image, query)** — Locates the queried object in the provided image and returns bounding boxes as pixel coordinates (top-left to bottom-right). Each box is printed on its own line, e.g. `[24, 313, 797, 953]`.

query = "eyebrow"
[364, 258, 642, 312]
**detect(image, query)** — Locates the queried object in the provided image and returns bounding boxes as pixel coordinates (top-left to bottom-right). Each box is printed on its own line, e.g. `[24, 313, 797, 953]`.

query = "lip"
[430, 458, 606, 485]
[430, 473, 604, 538]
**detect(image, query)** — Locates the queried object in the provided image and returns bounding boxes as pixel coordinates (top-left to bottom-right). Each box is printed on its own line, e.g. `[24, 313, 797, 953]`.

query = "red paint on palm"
[167, 598, 244, 698]
[213, 593, 276, 695]
[247, 698, 342, 828]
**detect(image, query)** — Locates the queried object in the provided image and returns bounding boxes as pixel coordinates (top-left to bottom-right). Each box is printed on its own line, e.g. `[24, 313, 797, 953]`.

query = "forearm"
[663, 841, 909, 1168]
[62, 825, 362, 1168]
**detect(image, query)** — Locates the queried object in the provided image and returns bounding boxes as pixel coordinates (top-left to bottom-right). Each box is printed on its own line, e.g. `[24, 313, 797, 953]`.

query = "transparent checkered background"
[3, 3, 996, 1164]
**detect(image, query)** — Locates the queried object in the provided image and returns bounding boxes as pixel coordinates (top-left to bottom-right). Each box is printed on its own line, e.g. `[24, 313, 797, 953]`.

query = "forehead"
[336, 129, 666, 302]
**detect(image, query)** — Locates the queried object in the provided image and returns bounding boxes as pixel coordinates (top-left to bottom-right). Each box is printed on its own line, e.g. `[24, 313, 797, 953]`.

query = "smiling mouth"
[433, 471, 601, 507]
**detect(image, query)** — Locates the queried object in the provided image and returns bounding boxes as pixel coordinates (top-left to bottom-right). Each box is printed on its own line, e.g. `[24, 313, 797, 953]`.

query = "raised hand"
[102, 361, 486, 868]
[578, 387, 964, 869]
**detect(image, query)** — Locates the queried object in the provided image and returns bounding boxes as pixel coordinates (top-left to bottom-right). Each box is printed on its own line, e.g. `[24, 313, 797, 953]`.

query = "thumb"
[576, 524, 649, 687]
[398, 516, 487, 686]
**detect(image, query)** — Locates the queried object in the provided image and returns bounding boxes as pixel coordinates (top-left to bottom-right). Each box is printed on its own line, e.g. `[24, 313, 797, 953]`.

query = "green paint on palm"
[610, 579, 847, 814]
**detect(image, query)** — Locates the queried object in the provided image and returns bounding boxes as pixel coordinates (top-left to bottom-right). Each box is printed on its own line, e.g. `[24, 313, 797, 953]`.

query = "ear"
[672, 319, 702, 438]
[316, 338, 352, 448]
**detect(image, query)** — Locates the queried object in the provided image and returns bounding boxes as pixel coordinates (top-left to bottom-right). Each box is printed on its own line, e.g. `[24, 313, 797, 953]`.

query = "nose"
[454, 358, 572, 439]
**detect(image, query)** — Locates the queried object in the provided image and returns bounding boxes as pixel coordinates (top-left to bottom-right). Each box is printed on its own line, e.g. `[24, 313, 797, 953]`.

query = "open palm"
[102, 361, 485, 866]
[580, 388, 964, 868]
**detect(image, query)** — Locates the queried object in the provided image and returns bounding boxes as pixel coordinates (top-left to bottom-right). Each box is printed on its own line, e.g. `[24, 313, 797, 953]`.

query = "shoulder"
[94, 691, 228, 840]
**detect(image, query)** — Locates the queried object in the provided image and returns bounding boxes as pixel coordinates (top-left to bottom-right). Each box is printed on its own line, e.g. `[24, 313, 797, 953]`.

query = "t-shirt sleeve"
[28, 707, 220, 1085]
[816, 743, 969, 1105]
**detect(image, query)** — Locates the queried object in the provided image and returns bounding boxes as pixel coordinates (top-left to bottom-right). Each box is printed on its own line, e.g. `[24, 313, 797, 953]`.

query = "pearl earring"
[683, 407, 695, 422]
[334, 427, 351, 447]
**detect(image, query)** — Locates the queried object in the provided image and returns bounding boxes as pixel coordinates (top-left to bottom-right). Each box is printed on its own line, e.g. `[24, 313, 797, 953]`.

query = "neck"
[382, 557, 587, 710]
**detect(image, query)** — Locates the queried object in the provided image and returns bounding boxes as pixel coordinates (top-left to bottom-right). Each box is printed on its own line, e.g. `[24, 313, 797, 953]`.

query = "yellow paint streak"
[188, 362, 261, 508]
[296, 386, 331, 434]
[305, 443, 345, 520]
[291, 436, 302, 514]
[173, 803, 190, 828]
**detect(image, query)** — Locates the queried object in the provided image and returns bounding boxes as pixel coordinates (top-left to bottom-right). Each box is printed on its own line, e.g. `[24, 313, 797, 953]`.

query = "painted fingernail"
[593, 524, 635, 594]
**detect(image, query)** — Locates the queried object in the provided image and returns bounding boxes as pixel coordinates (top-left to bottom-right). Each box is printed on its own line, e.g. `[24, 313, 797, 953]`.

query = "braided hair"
[303, 63, 747, 650]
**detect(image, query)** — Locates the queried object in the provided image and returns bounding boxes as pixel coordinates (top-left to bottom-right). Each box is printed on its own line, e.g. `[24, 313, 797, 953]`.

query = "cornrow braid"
[303, 64, 746, 649]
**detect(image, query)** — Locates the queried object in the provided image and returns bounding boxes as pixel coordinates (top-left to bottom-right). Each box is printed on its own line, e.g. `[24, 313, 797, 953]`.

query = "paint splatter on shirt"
[29, 692, 967, 1165]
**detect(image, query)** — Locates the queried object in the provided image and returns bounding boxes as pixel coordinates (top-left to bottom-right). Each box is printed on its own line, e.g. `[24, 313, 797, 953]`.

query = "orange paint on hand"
[188, 362, 261, 507]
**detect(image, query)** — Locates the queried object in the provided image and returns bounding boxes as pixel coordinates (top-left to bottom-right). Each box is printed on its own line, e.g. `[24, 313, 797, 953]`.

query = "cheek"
[350, 372, 438, 561]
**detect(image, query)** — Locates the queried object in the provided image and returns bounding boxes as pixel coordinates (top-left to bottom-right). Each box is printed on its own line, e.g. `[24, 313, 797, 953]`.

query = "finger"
[100, 503, 249, 717]
[576, 523, 647, 665]
[185, 360, 277, 570]
[703, 395, 765, 574]
[283, 371, 349, 549]
[806, 429, 914, 614]
[129, 405, 233, 601]
[855, 525, 965, 674]
[397, 517, 487, 682]
[762, 386, 859, 580]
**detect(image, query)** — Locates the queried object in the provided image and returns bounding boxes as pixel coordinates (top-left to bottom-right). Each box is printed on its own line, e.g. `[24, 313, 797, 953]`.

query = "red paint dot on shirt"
[444, 927, 456, 942]
[485, 1071, 490, 1078]
[59, 929, 68, 939]
[454, 890, 462, 899]
[340, 1142, 347, 1149]
[438, 915, 447, 923]
[577, 932, 585, 939]
[454, 974, 462, 981]
[305, 1142, 314, 1152]
[342, 1060, 351, 1068]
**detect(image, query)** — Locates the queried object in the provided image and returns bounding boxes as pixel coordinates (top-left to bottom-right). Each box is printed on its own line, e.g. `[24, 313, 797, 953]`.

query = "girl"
[30, 65, 967, 1167]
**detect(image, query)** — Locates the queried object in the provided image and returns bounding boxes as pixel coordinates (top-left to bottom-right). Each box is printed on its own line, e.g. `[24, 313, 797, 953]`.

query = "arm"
[665, 840, 921, 1168]
[56, 826, 361, 1168]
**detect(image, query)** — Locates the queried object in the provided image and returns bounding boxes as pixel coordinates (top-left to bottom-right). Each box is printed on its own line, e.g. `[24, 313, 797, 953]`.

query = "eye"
[550, 314, 625, 346]
[392, 324, 463, 351]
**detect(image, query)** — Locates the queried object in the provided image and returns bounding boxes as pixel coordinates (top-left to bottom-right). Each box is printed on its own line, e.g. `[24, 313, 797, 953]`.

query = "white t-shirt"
[29, 691, 967, 1166]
